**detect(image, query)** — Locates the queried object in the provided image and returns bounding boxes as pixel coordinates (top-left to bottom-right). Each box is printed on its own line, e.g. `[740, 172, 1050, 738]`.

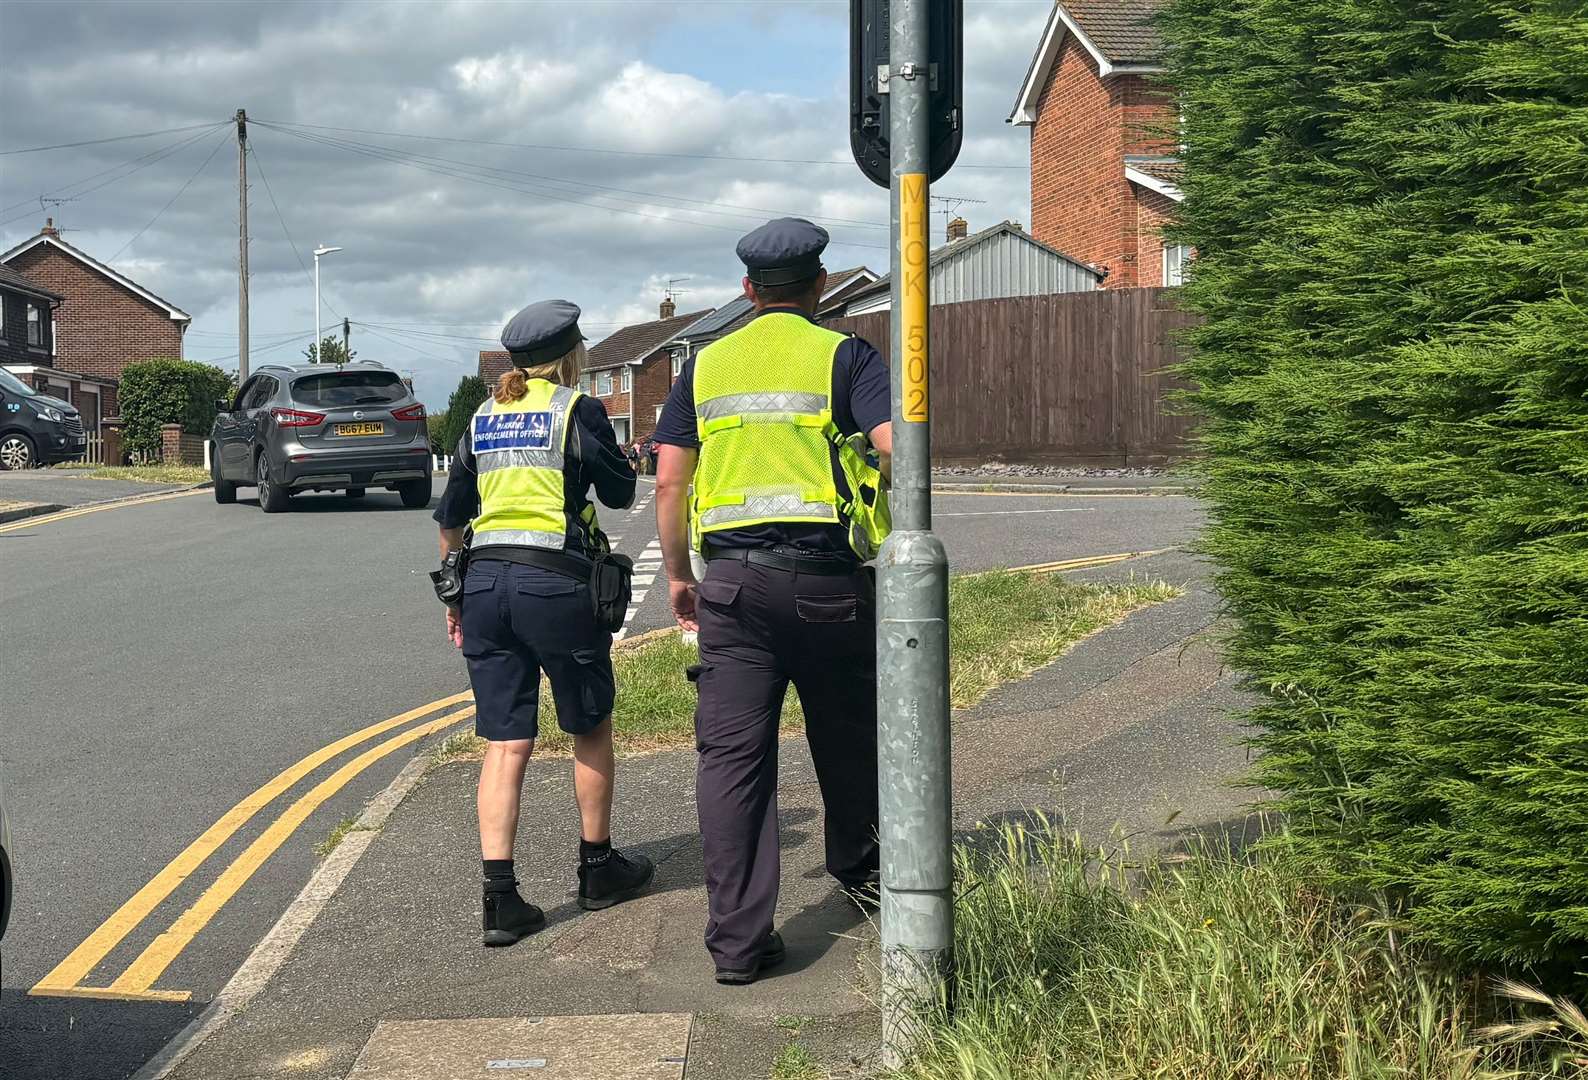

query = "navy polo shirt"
[652, 307, 891, 554]
[433, 394, 636, 555]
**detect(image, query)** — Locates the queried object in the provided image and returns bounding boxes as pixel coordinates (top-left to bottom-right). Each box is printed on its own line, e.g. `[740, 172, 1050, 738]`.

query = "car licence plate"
[335, 422, 385, 436]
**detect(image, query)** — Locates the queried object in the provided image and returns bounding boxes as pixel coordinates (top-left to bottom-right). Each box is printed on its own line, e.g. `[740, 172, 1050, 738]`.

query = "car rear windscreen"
[291, 371, 408, 408]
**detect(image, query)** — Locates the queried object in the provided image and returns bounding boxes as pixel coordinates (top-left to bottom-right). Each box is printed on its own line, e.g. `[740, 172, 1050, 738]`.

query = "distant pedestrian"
[433, 299, 653, 947]
[653, 218, 892, 984]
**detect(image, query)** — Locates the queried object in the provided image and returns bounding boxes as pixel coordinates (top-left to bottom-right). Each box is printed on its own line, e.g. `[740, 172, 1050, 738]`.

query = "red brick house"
[1, 219, 192, 423]
[478, 299, 711, 447]
[1009, 0, 1187, 288]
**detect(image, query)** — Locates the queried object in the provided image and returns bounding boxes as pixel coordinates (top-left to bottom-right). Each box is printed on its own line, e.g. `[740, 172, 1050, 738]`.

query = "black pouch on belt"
[589, 551, 634, 632]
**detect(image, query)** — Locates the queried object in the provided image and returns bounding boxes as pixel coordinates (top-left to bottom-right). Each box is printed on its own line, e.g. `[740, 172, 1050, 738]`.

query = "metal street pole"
[877, 0, 952, 1067]
[312, 245, 341, 362]
[236, 109, 249, 383]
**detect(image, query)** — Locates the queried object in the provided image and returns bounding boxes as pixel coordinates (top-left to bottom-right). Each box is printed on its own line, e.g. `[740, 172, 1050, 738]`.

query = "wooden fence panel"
[823, 288, 1197, 465]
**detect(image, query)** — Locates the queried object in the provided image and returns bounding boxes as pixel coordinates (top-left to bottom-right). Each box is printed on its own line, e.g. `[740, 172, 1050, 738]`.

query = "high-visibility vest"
[470, 380, 598, 550]
[691, 312, 890, 559]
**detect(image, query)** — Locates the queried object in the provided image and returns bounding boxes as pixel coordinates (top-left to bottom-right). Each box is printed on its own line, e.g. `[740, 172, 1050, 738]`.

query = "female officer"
[434, 299, 653, 947]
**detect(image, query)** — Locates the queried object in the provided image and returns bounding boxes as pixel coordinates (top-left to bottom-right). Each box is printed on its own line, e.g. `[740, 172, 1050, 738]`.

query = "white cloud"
[0, 0, 1041, 406]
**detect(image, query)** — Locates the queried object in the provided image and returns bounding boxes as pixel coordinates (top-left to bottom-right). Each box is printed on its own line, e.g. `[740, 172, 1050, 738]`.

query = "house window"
[26, 303, 43, 346]
[1162, 244, 1193, 287]
[670, 348, 686, 377]
[621, 368, 631, 393]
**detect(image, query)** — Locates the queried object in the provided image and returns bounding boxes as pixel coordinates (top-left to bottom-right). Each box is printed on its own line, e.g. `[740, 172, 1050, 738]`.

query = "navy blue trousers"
[693, 556, 880, 971]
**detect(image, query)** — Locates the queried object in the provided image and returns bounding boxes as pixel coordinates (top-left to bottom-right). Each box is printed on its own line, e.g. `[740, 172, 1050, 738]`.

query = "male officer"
[435, 300, 653, 947]
[653, 218, 892, 984]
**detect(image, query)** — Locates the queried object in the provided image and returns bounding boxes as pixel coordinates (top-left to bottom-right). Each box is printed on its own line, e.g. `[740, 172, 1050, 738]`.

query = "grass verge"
[889, 819, 1588, 1080]
[527, 573, 1176, 756]
[315, 816, 373, 858]
[52, 463, 210, 485]
[770, 1040, 824, 1080]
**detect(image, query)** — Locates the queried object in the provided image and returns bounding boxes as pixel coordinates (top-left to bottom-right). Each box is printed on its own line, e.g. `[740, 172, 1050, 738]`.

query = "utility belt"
[704, 544, 863, 577]
[433, 540, 633, 633]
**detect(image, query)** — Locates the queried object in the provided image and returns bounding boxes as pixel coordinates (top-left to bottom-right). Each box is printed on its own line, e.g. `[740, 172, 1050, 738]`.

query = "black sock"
[484, 858, 516, 890]
[580, 838, 612, 867]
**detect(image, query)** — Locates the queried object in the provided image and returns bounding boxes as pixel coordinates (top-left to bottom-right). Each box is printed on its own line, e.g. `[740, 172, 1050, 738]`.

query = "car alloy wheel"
[256, 455, 273, 502]
[0, 435, 34, 471]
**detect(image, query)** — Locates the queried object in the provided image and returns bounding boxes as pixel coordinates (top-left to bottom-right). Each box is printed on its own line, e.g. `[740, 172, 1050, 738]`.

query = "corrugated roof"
[674, 296, 754, 342]
[0, 262, 63, 302]
[839, 222, 1102, 307]
[584, 308, 712, 371]
[1063, 0, 1168, 64]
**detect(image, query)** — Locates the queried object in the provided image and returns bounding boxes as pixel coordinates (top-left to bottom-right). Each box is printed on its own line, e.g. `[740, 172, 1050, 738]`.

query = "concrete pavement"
[163, 549, 1257, 1080]
[0, 469, 191, 507]
[0, 474, 1205, 1080]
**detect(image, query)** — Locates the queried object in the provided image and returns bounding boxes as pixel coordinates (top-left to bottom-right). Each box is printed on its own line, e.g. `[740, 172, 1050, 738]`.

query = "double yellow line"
[0, 488, 206, 535]
[31, 692, 475, 1003]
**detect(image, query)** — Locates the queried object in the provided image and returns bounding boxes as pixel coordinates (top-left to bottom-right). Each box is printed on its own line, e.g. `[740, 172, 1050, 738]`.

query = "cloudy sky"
[0, 0, 1047, 407]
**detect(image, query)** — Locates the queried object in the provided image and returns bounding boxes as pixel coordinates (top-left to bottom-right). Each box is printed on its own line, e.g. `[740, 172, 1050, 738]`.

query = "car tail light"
[271, 407, 325, 427]
[392, 404, 425, 421]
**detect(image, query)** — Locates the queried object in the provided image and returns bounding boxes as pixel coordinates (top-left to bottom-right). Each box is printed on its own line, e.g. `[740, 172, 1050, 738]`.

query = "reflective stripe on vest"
[470, 381, 586, 550]
[691, 313, 844, 542]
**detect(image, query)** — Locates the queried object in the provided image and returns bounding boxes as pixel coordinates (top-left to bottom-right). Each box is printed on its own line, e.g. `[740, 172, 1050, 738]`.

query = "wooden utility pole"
[342, 317, 351, 365]
[236, 108, 250, 382]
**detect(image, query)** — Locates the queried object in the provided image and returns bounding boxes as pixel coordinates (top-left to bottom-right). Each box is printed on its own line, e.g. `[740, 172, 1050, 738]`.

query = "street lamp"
[312, 244, 342, 362]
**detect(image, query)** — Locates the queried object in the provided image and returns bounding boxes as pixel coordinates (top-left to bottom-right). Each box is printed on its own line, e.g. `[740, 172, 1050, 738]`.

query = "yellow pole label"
[899, 172, 929, 423]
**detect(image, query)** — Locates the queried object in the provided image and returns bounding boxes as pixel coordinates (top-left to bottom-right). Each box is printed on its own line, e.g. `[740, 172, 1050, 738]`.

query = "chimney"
[41, 217, 58, 238]
[947, 216, 969, 243]
[660, 295, 676, 320]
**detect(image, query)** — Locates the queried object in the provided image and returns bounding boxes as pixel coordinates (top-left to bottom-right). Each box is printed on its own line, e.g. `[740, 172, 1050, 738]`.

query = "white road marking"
[631, 591, 648, 604]
[937, 508, 1091, 517]
[634, 574, 656, 586]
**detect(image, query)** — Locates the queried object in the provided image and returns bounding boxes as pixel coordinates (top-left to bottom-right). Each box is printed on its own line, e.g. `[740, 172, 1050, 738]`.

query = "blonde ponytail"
[494, 342, 587, 404]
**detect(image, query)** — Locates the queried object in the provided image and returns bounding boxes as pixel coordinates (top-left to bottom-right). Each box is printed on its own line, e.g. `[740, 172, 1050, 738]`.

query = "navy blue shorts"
[460, 559, 614, 742]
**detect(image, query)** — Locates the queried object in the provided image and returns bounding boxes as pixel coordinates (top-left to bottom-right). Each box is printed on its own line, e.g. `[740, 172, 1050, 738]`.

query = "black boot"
[577, 847, 656, 911]
[715, 930, 787, 985]
[482, 883, 546, 947]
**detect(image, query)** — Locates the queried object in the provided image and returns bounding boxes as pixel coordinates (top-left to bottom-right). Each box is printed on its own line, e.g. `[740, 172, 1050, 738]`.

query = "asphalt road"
[0, 475, 1201, 1079]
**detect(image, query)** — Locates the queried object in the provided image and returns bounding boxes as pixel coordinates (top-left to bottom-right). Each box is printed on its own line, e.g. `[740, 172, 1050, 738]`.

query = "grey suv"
[210, 363, 432, 512]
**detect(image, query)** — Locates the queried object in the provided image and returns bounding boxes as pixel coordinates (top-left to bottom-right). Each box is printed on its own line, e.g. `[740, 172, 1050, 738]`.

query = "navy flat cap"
[501, 299, 585, 366]
[737, 217, 830, 286]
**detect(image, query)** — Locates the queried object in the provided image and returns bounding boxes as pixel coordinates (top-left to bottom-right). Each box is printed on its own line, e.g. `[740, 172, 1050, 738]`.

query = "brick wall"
[584, 368, 631, 441]
[629, 350, 675, 441]
[5, 243, 183, 408]
[1135, 189, 1180, 288]
[1028, 34, 1177, 288]
[160, 423, 205, 466]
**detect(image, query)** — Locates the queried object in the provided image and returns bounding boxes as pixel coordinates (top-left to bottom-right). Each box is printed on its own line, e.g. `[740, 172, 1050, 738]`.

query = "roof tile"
[1062, 0, 1168, 64]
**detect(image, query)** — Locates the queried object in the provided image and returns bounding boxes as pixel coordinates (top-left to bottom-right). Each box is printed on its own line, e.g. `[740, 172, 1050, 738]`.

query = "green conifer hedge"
[1160, 0, 1588, 966]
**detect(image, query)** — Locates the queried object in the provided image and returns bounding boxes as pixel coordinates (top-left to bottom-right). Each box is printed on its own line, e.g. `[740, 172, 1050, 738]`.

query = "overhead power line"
[0, 123, 229, 227]
[258, 118, 1024, 170]
[247, 137, 343, 319]
[0, 121, 230, 156]
[108, 129, 231, 262]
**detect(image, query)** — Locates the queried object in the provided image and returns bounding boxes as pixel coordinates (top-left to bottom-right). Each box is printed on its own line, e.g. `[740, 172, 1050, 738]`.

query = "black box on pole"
[849, 0, 963, 189]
